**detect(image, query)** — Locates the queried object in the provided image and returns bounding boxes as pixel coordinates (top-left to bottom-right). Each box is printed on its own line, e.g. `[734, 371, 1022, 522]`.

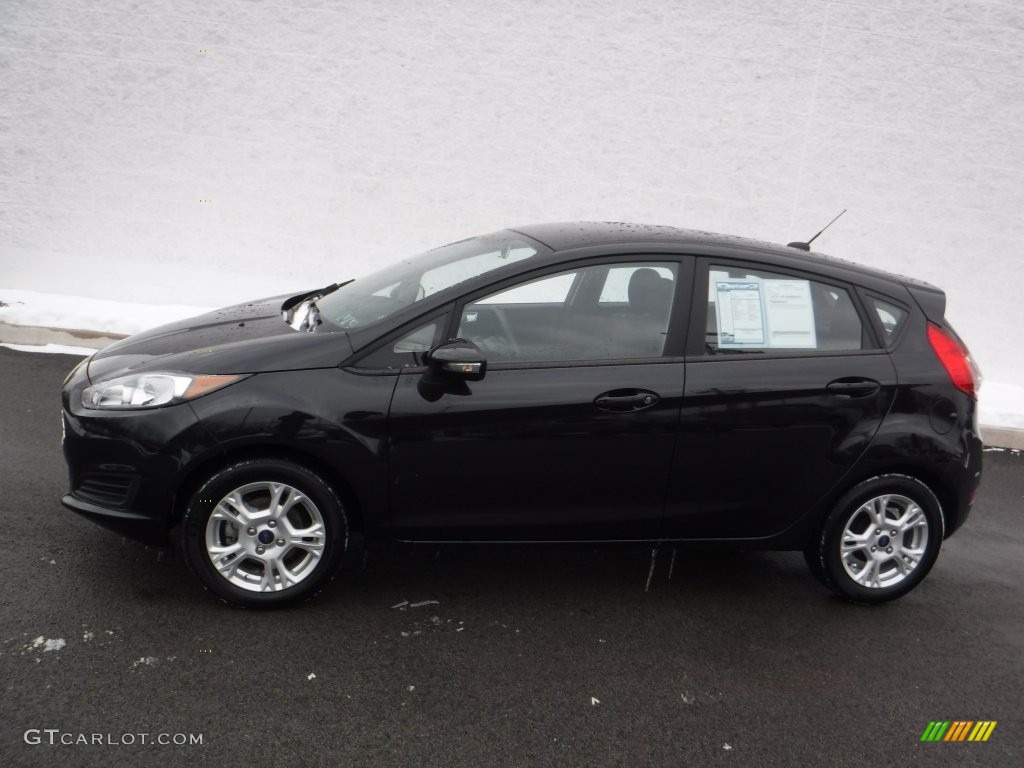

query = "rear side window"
[868, 297, 908, 344]
[705, 264, 865, 354]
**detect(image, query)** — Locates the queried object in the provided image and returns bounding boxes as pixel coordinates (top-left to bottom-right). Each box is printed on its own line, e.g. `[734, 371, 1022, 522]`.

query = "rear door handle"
[595, 389, 660, 412]
[826, 378, 881, 398]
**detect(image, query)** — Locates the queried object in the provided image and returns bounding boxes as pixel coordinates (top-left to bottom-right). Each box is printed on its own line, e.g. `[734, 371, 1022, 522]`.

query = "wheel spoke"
[216, 555, 250, 581]
[267, 483, 287, 516]
[261, 555, 294, 591]
[902, 547, 924, 562]
[209, 509, 241, 530]
[854, 559, 879, 587]
[868, 495, 889, 526]
[282, 521, 325, 561]
[842, 529, 871, 555]
[283, 518, 324, 542]
[216, 492, 252, 525]
[279, 488, 307, 517]
[896, 506, 926, 532]
[299, 537, 325, 552]
[209, 542, 244, 570]
[286, 542, 325, 562]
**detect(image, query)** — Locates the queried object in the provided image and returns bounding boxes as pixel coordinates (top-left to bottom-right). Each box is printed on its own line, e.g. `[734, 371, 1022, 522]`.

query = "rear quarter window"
[868, 297, 909, 344]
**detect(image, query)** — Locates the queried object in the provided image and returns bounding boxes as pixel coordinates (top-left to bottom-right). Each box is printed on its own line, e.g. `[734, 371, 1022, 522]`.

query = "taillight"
[927, 323, 979, 399]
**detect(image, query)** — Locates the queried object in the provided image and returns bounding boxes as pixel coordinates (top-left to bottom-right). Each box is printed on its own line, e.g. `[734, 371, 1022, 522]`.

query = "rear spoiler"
[904, 282, 946, 324]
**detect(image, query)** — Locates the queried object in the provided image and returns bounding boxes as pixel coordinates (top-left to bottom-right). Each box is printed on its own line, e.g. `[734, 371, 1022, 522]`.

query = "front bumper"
[61, 370, 224, 545]
[61, 493, 171, 545]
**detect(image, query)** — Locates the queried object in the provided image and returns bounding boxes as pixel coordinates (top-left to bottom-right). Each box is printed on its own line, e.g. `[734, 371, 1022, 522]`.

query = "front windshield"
[316, 232, 538, 329]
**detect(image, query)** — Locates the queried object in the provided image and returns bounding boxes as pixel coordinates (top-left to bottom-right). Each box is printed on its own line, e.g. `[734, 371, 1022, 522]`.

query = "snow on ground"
[1, 342, 95, 355]
[2, 287, 1022, 429]
[0, 288, 212, 337]
[978, 381, 1024, 430]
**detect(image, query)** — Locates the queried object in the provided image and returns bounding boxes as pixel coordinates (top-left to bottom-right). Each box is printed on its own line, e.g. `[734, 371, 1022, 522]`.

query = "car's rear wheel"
[811, 474, 944, 604]
[181, 459, 347, 607]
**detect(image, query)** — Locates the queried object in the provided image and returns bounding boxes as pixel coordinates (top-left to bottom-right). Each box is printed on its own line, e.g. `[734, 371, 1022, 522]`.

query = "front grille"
[74, 473, 138, 509]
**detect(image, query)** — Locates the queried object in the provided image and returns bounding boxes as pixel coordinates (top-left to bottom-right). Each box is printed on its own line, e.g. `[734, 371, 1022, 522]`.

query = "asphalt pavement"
[1, 346, 1021, 768]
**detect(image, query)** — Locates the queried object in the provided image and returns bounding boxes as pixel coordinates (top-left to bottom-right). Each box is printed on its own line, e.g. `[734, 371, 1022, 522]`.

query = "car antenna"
[788, 209, 847, 251]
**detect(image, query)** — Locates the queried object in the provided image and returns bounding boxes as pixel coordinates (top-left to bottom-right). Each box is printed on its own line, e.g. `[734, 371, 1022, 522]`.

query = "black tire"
[810, 474, 945, 604]
[803, 542, 827, 586]
[180, 458, 348, 608]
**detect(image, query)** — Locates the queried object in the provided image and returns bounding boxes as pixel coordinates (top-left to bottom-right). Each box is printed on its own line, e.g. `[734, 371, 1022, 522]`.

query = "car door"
[386, 257, 691, 541]
[664, 258, 897, 539]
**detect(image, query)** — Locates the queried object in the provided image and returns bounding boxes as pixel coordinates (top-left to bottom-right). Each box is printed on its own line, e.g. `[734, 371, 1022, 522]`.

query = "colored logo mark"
[921, 721, 997, 742]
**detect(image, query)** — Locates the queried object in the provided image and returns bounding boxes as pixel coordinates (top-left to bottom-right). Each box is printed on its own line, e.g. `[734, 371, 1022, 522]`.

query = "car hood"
[87, 294, 354, 383]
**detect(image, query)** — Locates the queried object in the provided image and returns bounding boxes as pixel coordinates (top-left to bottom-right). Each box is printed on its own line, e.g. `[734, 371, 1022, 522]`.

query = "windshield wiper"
[282, 280, 352, 331]
[305, 299, 321, 333]
[287, 298, 323, 333]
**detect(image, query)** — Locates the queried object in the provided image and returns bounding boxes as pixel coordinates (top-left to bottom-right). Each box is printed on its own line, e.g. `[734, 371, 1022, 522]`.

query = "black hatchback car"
[61, 222, 982, 607]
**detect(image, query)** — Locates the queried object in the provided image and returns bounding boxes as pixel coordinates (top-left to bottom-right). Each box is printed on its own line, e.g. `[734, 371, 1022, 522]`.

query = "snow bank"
[979, 381, 1024, 430]
[0, 288, 212, 337]
[0, 342, 95, 355]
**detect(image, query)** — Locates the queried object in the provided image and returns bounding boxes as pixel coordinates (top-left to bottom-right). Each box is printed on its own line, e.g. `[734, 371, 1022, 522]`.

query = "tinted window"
[355, 319, 442, 370]
[459, 262, 678, 364]
[705, 264, 864, 354]
[317, 233, 537, 330]
[478, 273, 576, 304]
[421, 245, 536, 298]
[869, 297, 908, 343]
[599, 266, 675, 303]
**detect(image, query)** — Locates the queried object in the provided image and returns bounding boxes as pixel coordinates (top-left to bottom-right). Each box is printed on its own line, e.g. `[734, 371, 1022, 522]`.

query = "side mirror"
[426, 339, 487, 381]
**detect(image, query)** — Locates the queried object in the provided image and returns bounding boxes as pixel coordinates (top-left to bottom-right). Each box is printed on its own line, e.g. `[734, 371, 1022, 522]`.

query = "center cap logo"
[877, 535, 891, 548]
[257, 530, 274, 544]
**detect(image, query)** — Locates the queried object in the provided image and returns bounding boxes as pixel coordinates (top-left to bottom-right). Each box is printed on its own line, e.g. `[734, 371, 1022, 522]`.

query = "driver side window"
[458, 262, 677, 364]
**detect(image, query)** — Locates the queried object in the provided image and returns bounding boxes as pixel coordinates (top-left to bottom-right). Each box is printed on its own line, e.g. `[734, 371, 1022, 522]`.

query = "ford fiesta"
[60, 222, 982, 607]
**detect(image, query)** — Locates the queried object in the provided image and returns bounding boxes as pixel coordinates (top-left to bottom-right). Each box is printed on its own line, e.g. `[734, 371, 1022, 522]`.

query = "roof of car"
[511, 221, 751, 251]
[510, 221, 941, 295]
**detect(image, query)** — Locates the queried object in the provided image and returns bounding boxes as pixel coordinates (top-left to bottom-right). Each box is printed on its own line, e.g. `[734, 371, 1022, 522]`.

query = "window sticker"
[715, 280, 766, 347]
[763, 279, 816, 348]
[714, 277, 817, 349]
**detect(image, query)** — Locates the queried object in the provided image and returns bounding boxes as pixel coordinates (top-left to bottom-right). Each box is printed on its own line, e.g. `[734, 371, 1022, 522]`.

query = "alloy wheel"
[839, 493, 929, 589]
[204, 481, 327, 592]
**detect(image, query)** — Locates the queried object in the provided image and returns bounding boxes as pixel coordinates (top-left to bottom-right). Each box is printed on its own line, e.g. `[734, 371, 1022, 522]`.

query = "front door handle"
[826, 378, 881, 398]
[595, 389, 660, 412]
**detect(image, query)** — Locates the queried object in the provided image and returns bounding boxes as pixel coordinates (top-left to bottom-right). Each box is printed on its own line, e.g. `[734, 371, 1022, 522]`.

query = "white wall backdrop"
[1, 0, 1022, 382]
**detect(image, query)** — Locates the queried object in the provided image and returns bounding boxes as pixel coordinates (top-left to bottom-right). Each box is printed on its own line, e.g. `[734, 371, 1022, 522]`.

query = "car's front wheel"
[181, 459, 347, 607]
[810, 474, 944, 604]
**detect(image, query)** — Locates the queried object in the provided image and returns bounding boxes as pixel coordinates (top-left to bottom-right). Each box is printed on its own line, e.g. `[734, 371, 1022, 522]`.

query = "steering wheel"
[491, 307, 519, 356]
[463, 306, 520, 360]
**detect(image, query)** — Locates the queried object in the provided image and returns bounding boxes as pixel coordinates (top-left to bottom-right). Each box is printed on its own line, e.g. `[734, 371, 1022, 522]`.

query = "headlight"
[81, 373, 245, 410]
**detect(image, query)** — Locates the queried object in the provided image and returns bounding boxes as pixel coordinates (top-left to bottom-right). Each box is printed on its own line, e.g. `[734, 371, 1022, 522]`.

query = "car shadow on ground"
[73, 531, 824, 615]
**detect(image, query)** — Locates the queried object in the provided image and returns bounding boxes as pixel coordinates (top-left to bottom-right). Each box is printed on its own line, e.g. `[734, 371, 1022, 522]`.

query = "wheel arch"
[824, 463, 958, 540]
[169, 445, 368, 537]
